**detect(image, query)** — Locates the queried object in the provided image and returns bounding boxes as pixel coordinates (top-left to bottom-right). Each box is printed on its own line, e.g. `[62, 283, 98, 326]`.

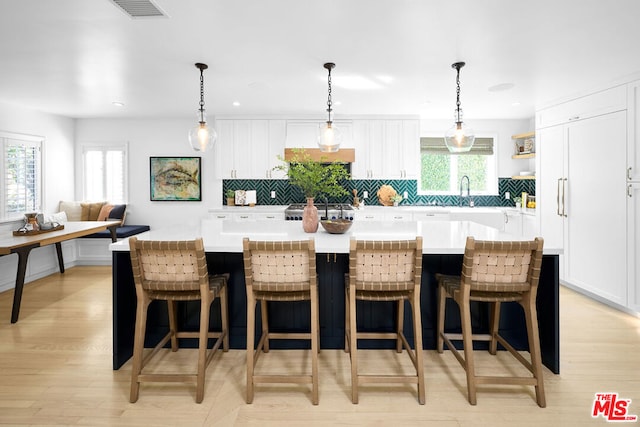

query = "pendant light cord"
[326, 66, 333, 124]
[455, 65, 461, 124]
[199, 68, 206, 124]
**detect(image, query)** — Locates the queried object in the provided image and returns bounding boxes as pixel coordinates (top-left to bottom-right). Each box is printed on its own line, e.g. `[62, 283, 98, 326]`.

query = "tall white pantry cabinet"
[628, 81, 640, 312]
[536, 83, 639, 313]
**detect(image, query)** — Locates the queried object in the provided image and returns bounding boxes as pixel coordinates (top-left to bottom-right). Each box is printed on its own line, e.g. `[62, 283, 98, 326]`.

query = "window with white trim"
[419, 136, 497, 195]
[1, 132, 43, 219]
[82, 143, 128, 203]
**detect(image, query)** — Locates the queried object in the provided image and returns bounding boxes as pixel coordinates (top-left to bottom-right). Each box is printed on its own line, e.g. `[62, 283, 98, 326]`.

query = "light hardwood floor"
[0, 266, 638, 426]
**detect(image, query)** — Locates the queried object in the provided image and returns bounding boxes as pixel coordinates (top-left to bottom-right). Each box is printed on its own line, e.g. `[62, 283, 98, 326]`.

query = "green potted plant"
[225, 189, 236, 206]
[274, 149, 350, 232]
[390, 194, 403, 206]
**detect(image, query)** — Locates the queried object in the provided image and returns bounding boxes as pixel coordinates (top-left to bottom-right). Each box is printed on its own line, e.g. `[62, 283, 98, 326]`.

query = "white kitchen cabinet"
[351, 119, 419, 179]
[628, 182, 640, 312]
[209, 209, 284, 221]
[233, 212, 283, 221]
[626, 80, 640, 312]
[537, 125, 566, 255]
[536, 85, 627, 129]
[214, 119, 286, 179]
[354, 211, 383, 221]
[412, 211, 451, 221]
[384, 212, 413, 221]
[285, 119, 353, 149]
[537, 110, 627, 305]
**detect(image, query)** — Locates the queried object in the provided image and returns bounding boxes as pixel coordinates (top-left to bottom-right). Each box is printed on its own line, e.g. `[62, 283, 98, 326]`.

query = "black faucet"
[323, 197, 328, 220]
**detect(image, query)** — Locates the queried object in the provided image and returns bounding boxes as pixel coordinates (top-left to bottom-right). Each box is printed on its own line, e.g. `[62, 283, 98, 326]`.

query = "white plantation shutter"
[82, 144, 127, 203]
[1, 134, 43, 218]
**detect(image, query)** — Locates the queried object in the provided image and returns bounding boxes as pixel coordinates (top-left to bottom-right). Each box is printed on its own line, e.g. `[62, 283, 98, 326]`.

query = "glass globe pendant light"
[188, 63, 217, 152]
[318, 62, 342, 153]
[444, 62, 475, 153]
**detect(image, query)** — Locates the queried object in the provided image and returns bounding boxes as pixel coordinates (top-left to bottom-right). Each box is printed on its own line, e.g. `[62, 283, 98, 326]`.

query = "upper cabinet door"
[214, 119, 287, 179]
[351, 119, 419, 179]
[536, 85, 626, 129]
[628, 81, 640, 182]
[267, 120, 287, 179]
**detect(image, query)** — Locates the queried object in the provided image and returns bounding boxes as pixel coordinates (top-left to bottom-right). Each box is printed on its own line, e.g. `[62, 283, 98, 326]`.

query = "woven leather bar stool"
[345, 237, 425, 404]
[242, 238, 319, 405]
[436, 236, 546, 407]
[128, 237, 229, 403]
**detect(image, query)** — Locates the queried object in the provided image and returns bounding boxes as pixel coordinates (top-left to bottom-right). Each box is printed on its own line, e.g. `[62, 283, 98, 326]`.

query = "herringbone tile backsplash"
[223, 178, 535, 207]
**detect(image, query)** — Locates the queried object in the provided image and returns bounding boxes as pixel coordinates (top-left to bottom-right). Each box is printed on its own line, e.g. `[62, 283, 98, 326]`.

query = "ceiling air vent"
[108, 0, 167, 19]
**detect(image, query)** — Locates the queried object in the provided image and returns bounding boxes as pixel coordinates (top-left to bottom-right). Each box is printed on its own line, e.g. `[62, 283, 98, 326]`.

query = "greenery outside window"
[419, 136, 497, 195]
[1, 132, 43, 220]
[82, 143, 128, 203]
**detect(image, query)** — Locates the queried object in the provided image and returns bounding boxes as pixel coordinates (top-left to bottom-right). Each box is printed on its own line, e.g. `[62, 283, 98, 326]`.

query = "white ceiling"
[1, 0, 640, 121]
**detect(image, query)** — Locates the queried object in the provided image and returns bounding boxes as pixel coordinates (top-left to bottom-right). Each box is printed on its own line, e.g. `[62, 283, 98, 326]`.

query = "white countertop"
[111, 218, 560, 255]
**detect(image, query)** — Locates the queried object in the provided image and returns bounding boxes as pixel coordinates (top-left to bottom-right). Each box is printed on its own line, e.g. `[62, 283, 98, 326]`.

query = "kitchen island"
[110, 219, 561, 374]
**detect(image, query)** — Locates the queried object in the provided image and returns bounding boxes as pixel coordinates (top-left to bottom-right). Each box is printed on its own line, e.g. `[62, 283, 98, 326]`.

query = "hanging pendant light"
[188, 63, 217, 152]
[444, 62, 475, 153]
[318, 62, 342, 153]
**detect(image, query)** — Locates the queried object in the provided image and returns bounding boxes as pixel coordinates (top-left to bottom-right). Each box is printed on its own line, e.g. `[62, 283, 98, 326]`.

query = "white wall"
[0, 101, 76, 293]
[419, 118, 535, 177]
[75, 118, 220, 230]
[0, 101, 76, 215]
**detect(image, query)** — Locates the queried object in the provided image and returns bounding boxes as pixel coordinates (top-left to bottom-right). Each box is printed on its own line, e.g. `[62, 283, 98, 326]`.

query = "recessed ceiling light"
[233, 101, 240, 107]
[112, 101, 125, 107]
[512, 102, 521, 106]
[334, 101, 342, 106]
[488, 83, 515, 92]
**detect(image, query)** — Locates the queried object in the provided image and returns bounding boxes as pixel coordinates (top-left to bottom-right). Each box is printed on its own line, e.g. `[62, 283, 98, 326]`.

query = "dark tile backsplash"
[223, 178, 535, 207]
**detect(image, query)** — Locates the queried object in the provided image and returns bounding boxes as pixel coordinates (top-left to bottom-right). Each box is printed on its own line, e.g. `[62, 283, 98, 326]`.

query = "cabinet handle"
[216, 215, 226, 219]
[562, 178, 568, 217]
[504, 212, 509, 224]
[265, 215, 275, 219]
[629, 184, 634, 198]
[628, 167, 633, 181]
[239, 215, 249, 219]
[568, 116, 580, 121]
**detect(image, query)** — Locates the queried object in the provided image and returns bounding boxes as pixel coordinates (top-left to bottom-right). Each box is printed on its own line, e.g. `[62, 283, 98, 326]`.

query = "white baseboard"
[561, 281, 640, 318]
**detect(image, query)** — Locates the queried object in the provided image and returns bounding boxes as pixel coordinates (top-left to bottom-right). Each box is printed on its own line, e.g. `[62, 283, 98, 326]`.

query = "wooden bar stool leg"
[246, 293, 256, 404]
[523, 293, 546, 408]
[411, 293, 426, 405]
[460, 296, 477, 405]
[344, 287, 350, 353]
[349, 287, 358, 404]
[130, 295, 150, 403]
[489, 302, 501, 355]
[260, 300, 269, 353]
[220, 285, 229, 351]
[436, 285, 447, 353]
[396, 300, 404, 353]
[196, 296, 212, 404]
[311, 286, 319, 405]
[167, 300, 178, 351]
